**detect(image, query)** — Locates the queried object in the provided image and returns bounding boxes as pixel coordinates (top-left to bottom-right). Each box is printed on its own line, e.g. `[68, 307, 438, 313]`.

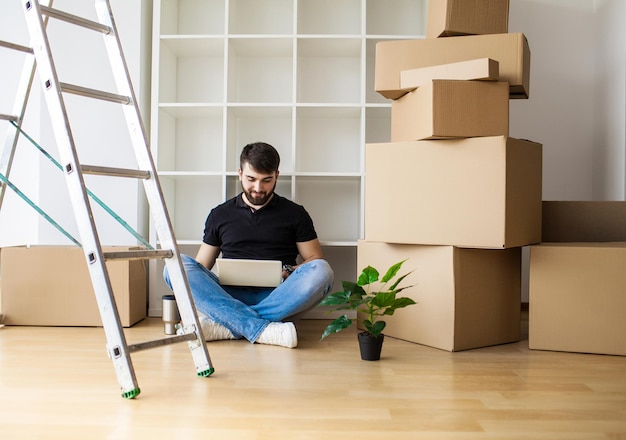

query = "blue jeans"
[163, 255, 334, 342]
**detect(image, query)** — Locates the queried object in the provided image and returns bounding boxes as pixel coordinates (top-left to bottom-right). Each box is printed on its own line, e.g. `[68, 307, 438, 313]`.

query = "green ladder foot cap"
[198, 367, 215, 378]
[122, 388, 141, 399]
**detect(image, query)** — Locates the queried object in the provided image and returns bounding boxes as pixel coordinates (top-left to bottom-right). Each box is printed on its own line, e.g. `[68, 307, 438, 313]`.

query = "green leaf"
[388, 271, 414, 291]
[348, 293, 368, 309]
[380, 259, 407, 283]
[394, 297, 417, 308]
[370, 291, 397, 309]
[364, 320, 386, 337]
[380, 298, 416, 316]
[341, 280, 366, 296]
[318, 290, 351, 306]
[358, 266, 379, 286]
[320, 315, 353, 340]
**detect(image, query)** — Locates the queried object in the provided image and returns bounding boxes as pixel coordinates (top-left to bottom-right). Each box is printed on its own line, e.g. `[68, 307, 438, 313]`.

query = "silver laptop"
[214, 258, 283, 287]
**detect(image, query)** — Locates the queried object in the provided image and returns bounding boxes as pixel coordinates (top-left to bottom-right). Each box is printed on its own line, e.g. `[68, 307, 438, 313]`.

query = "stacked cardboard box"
[361, 0, 542, 351]
[0, 246, 147, 327]
[529, 202, 626, 356]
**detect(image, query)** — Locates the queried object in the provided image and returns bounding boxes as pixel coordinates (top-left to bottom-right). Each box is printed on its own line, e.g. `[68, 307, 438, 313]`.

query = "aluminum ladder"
[4, 0, 214, 398]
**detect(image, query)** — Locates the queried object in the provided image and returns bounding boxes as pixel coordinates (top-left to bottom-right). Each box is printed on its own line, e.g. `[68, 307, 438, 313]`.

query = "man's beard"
[242, 182, 276, 206]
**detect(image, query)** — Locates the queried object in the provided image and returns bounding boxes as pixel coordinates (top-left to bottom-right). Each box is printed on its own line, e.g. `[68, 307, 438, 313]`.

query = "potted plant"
[318, 259, 417, 361]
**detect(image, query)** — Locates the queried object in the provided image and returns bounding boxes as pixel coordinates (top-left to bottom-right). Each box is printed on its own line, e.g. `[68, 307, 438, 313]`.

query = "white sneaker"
[197, 314, 235, 341]
[256, 322, 298, 348]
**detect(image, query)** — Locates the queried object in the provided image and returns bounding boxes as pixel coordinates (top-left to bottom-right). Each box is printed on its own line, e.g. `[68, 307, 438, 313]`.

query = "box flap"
[542, 201, 626, 242]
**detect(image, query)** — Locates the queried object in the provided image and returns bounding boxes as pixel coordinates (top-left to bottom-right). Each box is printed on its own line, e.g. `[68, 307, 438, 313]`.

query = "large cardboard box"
[391, 80, 509, 141]
[529, 201, 626, 356]
[427, 0, 510, 39]
[400, 58, 499, 91]
[375, 33, 530, 100]
[0, 246, 147, 327]
[357, 240, 521, 352]
[365, 136, 543, 249]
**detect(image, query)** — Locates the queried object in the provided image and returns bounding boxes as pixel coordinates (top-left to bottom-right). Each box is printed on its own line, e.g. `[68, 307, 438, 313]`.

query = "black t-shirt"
[202, 193, 318, 265]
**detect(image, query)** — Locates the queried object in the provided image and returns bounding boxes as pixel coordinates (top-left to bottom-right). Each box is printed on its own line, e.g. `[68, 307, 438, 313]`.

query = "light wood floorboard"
[1, 313, 625, 439]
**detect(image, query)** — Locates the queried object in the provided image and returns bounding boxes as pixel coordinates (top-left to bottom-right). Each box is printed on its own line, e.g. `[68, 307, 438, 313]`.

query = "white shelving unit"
[148, 0, 427, 316]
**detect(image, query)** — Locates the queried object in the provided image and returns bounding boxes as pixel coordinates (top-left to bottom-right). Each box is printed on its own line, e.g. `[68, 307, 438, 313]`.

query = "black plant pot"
[358, 332, 384, 361]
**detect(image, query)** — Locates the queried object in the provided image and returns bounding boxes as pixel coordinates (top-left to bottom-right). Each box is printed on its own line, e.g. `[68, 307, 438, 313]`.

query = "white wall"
[509, 0, 625, 201]
[0, 0, 151, 247]
[510, 0, 595, 201]
[593, 0, 626, 200]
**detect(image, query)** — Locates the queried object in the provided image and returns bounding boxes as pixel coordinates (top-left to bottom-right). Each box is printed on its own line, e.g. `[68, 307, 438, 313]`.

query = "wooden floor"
[1, 314, 625, 439]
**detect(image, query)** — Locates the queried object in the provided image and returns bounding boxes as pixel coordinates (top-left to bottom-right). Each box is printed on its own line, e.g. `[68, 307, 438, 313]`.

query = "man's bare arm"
[195, 243, 221, 270]
[295, 238, 324, 265]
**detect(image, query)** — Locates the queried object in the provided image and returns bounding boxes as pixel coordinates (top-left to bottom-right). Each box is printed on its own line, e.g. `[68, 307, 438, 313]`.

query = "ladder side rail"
[94, 0, 213, 374]
[22, 0, 140, 397]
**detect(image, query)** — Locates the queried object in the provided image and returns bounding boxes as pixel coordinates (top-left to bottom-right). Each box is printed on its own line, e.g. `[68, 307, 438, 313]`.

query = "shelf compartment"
[159, 37, 225, 103]
[297, 0, 362, 35]
[365, 106, 391, 144]
[227, 38, 293, 103]
[228, 0, 294, 35]
[156, 106, 224, 172]
[225, 174, 293, 201]
[296, 38, 362, 104]
[295, 176, 361, 242]
[295, 106, 361, 174]
[365, 38, 391, 105]
[366, 0, 427, 36]
[160, 175, 224, 241]
[160, 0, 226, 35]
[225, 106, 294, 173]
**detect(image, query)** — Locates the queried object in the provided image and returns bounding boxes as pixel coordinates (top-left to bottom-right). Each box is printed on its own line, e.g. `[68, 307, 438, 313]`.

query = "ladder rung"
[0, 114, 19, 122]
[81, 165, 151, 179]
[103, 249, 173, 261]
[60, 82, 131, 105]
[0, 39, 33, 54]
[38, 5, 111, 34]
[128, 332, 198, 353]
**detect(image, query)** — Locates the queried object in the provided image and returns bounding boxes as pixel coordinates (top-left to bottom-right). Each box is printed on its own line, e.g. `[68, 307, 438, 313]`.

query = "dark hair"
[240, 142, 280, 173]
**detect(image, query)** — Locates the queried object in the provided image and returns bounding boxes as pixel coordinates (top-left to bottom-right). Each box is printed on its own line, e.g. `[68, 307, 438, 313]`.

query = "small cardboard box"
[365, 136, 542, 249]
[391, 79, 509, 141]
[400, 58, 499, 91]
[376, 33, 530, 100]
[0, 246, 147, 327]
[427, 0, 510, 39]
[357, 240, 521, 352]
[529, 201, 626, 356]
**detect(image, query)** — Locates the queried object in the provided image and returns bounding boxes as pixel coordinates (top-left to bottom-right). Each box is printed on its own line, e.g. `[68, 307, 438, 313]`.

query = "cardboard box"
[529, 243, 626, 356]
[529, 201, 626, 356]
[365, 136, 542, 249]
[391, 80, 509, 141]
[400, 58, 499, 91]
[0, 246, 147, 327]
[375, 33, 530, 100]
[427, 0, 510, 39]
[357, 240, 521, 352]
